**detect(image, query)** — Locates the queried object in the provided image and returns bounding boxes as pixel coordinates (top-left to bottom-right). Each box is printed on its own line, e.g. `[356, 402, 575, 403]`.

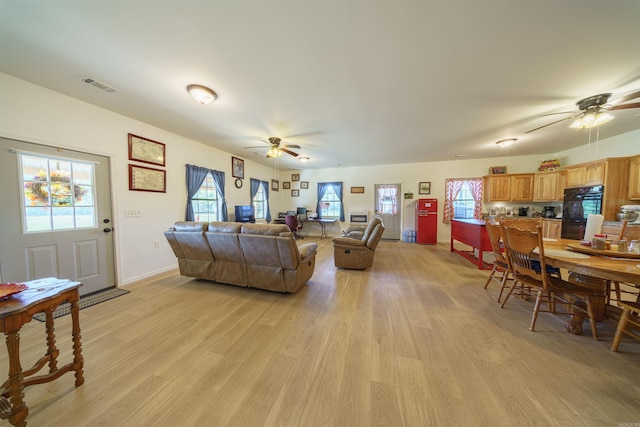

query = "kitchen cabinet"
[484, 174, 533, 202]
[565, 162, 605, 188]
[556, 171, 567, 201]
[533, 172, 559, 202]
[629, 156, 640, 200]
[558, 157, 630, 221]
[511, 174, 534, 201]
[484, 175, 510, 201]
[542, 219, 562, 240]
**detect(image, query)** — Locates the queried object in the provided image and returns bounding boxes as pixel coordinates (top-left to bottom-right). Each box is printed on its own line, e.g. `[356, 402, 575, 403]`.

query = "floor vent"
[82, 77, 118, 93]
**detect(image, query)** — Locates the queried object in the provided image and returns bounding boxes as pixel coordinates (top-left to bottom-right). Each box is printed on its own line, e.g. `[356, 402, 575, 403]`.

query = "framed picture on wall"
[300, 181, 309, 189]
[291, 173, 300, 182]
[271, 179, 279, 191]
[232, 157, 244, 179]
[128, 133, 166, 166]
[351, 186, 364, 194]
[419, 182, 431, 194]
[291, 189, 299, 197]
[489, 166, 507, 175]
[128, 164, 166, 193]
[283, 181, 291, 189]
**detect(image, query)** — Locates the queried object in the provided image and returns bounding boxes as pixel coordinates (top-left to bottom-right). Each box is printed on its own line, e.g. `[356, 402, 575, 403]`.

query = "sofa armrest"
[332, 237, 366, 247]
[298, 242, 318, 260]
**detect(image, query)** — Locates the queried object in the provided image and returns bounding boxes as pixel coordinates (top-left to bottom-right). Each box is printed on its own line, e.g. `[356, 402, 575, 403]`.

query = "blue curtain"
[249, 178, 260, 205]
[316, 182, 344, 221]
[210, 169, 228, 221]
[249, 178, 272, 222]
[334, 182, 345, 221]
[316, 182, 330, 219]
[262, 180, 271, 222]
[185, 164, 210, 221]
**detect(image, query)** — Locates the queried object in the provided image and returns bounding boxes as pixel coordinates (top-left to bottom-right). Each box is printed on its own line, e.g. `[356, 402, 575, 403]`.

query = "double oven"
[561, 185, 604, 240]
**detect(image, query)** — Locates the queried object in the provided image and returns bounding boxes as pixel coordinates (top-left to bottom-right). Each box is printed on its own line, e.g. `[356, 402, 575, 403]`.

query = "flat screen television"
[234, 205, 255, 223]
[296, 207, 307, 217]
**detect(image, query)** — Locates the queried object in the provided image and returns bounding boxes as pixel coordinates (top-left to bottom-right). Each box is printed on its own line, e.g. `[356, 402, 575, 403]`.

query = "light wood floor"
[3, 238, 639, 426]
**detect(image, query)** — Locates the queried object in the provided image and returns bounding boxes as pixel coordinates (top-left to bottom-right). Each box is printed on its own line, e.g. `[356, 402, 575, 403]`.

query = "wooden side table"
[0, 278, 84, 427]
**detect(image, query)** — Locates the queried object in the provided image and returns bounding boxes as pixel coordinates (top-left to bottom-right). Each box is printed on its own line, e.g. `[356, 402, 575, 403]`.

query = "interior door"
[374, 183, 401, 240]
[0, 138, 115, 295]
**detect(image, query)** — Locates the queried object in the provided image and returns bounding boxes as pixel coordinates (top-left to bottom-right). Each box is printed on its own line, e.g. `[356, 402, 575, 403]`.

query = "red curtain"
[443, 178, 483, 224]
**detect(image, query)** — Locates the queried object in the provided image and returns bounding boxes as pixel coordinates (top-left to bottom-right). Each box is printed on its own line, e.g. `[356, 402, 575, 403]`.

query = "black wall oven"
[561, 185, 604, 240]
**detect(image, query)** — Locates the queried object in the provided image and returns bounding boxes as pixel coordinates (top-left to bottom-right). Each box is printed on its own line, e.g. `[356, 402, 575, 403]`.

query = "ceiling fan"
[244, 137, 301, 158]
[525, 90, 640, 134]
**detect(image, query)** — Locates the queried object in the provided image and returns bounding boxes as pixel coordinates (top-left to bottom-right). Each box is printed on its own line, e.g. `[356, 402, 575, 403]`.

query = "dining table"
[539, 238, 640, 335]
[542, 238, 640, 285]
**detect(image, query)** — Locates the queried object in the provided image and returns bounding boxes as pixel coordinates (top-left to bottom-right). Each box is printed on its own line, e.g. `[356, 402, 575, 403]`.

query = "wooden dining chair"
[610, 301, 640, 352]
[602, 221, 640, 306]
[500, 224, 601, 339]
[501, 218, 542, 232]
[483, 222, 515, 303]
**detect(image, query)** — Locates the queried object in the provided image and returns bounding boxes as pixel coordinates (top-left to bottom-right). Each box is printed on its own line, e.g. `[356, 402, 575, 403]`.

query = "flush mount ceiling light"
[298, 156, 310, 163]
[570, 111, 614, 129]
[187, 84, 217, 105]
[496, 138, 517, 148]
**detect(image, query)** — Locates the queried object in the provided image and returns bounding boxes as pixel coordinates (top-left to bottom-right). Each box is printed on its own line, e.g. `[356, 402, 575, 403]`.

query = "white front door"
[0, 138, 115, 295]
[374, 183, 402, 240]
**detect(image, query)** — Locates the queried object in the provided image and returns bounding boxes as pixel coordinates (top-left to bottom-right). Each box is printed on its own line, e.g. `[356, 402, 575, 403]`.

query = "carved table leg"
[45, 311, 59, 373]
[4, 331, 28, 427]
[70, 299, 84, 387]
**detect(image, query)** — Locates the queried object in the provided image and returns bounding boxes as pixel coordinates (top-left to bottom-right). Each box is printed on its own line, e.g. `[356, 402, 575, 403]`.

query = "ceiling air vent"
[82, 77, 118, 93]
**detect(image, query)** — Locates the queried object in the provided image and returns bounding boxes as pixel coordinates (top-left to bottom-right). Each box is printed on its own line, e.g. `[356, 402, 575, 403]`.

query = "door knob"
[103, 228, 112, 233]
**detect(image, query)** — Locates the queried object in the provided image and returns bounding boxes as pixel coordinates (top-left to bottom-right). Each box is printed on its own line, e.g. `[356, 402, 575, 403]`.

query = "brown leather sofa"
[164, 221, 318, 293]
[332, 215, 385, 269]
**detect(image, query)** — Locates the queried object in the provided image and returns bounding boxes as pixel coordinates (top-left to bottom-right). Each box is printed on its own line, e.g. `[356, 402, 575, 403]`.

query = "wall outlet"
[124, 209, 142, 218]
[153, 241, 160, 249]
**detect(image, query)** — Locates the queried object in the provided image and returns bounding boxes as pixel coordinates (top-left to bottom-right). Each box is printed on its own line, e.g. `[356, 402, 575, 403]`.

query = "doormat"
[32, 287, 130, 322]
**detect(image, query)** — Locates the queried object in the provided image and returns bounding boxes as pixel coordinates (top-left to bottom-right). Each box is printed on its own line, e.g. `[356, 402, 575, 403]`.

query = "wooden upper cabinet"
[565, 162, 605, 188]
[484, 175, 510, 201]
[533, 172, 559, 202]
[556, 171, 567, 201]
[484, 174, 533, 202]
[629, 156, 640, 200]
[511, 174, 534, 201]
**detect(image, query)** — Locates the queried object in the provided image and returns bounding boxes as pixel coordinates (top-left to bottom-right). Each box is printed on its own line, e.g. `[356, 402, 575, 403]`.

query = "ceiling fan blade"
[282, 144, 301, 149]
[244, 145, 268, 149]
[609, 102, 640, 110]
[610, 90, 640, 105]
[540, 110, 578, 117]
[525, 115, 578, 134]
[280, 148, 299, 157]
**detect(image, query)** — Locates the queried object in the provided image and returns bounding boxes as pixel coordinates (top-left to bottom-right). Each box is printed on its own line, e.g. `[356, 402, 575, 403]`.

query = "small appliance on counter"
[619, 205, 640, 224]
[542, 206, 556, 218]
[518, 207, 529, 217]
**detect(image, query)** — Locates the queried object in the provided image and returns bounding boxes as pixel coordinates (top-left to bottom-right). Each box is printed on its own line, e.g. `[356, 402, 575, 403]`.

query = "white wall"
[1, 73, 638, 284]
[0, 73, 279, 285]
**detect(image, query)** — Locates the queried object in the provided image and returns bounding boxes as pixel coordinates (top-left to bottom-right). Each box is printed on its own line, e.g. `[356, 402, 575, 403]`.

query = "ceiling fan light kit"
[187, 84, 217, 105]
[298, 156, 310, 163]
[570, 112, 614, 129]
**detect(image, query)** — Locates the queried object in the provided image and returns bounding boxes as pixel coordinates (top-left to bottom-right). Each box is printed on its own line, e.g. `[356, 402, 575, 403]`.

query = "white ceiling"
[1, 1, 639, 170]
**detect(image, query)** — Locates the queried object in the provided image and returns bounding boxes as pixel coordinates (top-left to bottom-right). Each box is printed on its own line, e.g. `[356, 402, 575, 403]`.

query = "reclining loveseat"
[164, 221, 318, 293]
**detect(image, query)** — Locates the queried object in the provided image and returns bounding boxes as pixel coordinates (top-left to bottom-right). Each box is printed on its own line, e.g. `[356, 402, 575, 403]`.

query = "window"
[319, 184, 342, 218]
[443, 177, 483, 223]
[20, 154, 96, 233]
[191, 172, 221, 222]
[252, 184, 266, 220]
[453, 181, 475, 219]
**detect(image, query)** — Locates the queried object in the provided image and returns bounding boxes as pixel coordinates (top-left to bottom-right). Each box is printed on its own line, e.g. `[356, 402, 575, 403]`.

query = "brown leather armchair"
[332, 215, 385, 269]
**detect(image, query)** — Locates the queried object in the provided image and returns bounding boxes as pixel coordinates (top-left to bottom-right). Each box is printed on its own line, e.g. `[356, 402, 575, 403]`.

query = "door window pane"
[20, 154, 97, 233]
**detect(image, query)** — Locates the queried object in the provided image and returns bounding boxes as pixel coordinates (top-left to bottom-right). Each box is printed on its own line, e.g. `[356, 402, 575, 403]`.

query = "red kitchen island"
[450, 218, 492, 270]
